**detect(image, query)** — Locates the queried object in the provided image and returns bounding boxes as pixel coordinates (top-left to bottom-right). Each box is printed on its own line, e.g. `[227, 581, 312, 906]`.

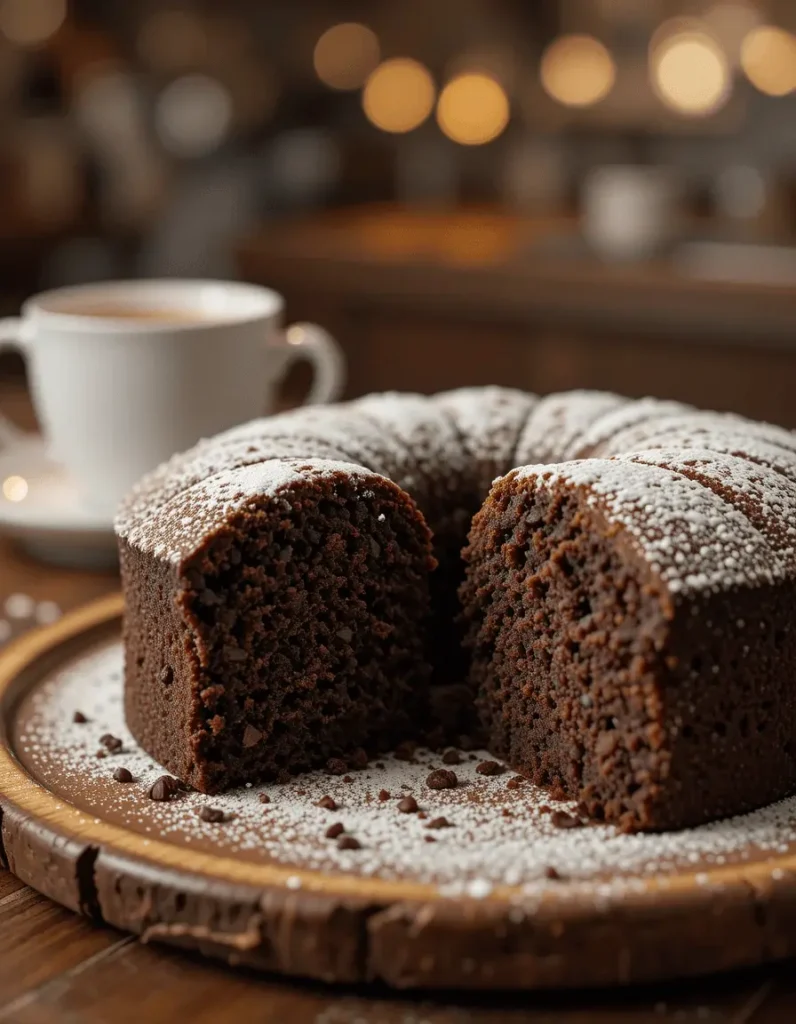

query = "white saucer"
[0, 438, 117, 568]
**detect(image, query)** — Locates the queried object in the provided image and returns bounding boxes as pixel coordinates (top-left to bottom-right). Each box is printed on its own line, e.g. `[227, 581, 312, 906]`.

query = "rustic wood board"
[1, 593, 796, 992]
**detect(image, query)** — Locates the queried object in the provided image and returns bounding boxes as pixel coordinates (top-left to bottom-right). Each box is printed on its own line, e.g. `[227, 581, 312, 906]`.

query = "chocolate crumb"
[343, 775, 354, 784]
[72, 710, 87, 724]
[417, 811, 428, 820]
[551, 810, 582, 829]
[426, 816, 452, 829]
[316, 795, 337, 810]
[325, 822, 345, 839]
[95, 750, 107, 759]
[398, 796, 418, 814]
[545, 866, 562, 880]
[539, 804, 552, 814]
[149, 775, 179, 801]
[112, 767, 133, 783]
[378, 789, 390, 801]
[337, 835, 361, 851]
[276, 769, 291, 784]
[501, 807, 512, 817]
[476, 760, 504, 777]
[424, 835, 437, 843]
[99, 733, 123, 754]
[242, 724, 263, 748]
[326, 757, 348, 776]
[426, 768, 457, 790]
[375, 762, 385, 769]
[506, 778, 520, 790]
[442, 749, 461, 765]
[576, 801, 590, 819]
[198, 806, 225, 823]
[259, 793, 271, 804]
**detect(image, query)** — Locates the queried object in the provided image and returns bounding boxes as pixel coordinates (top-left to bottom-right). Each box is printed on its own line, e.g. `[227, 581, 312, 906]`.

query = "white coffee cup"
[0, 279, 346, 513]
[582, 165, 679, 262]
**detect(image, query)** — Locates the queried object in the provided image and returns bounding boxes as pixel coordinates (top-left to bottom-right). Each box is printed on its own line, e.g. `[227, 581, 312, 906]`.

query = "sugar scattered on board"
[17, 641, 796, 902]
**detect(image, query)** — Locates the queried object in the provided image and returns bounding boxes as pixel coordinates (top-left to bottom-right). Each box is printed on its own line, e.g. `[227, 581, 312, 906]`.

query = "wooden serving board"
[1, 593, 796, 991]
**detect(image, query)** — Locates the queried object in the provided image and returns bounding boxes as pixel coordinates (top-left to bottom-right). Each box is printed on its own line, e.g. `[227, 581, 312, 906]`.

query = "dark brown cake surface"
[117, 389, 796, 830]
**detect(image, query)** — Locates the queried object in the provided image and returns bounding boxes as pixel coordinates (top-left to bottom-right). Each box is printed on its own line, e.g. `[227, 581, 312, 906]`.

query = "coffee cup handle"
[281, 323, 346, 405]
[0, 318, 33, 448]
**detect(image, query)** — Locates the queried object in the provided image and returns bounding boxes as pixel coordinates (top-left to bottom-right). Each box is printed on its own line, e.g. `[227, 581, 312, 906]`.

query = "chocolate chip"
[337, 835, 361, 850]
[326, 757, 348, 776]
[73, 710, 87, 724]
[426, 768, 457, 790]
[476, 760, 504, 777]
[348, 747, 369, 770]
[551, 810, 582, 829]
[198, 806, 225, 823]
[424, 835, 437, 843]
[343, 775, 354, 784]
[426, 816, 452, 829]
[398, 796, 418, 814]
[378, 789, 390, 801]
[325, 822, 344, 839]
[95, 749, 107, 759]
[259, 793, 271, 804]
[317, 795, 337, 810]
[242, 724, 263, 748]
[417, 811, 428, 820]
[539, 804, 552, 815]
[545, 866, 562, 880]
[506, 778, 520, 790]
[501, 807, 512, 817]
[441, 749, 461, 765]
[99, 733, 123, 754]
[112, 767, 133, 783]
[149, 775, 179, 801]
[159, 666, 173, 686]
[576, 801, 590, 819]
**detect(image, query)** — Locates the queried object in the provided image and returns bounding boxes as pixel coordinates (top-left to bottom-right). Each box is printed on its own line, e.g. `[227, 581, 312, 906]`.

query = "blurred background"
[2, 0, 796, 424]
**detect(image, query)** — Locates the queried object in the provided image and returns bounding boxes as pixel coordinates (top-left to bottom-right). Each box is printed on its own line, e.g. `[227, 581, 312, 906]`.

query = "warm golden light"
[651, 31, 730, 116]
[314, 22, 380, 91]
[0, 0, 66, 47]
[2, 475, 27, 502]
[540, 35, 616, 108]
[740, 26, 796, 97]
[362, 58, 435, 134]
[436, 73, 509, 146]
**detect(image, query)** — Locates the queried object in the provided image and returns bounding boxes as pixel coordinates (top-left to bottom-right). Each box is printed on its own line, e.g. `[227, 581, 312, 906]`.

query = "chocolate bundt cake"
[116, 389, 796, 831]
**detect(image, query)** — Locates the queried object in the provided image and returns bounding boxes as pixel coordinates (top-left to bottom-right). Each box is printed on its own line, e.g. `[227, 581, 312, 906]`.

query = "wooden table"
[0, 540, 794, 1021]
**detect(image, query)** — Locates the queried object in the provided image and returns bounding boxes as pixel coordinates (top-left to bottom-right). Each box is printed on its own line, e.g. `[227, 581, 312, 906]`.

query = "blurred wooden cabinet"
[239, 207, 796, 428]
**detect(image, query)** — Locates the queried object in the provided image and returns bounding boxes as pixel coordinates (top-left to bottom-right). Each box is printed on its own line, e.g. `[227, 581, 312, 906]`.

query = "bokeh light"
[155, 75, 233, 158]
[540, 35, 616, 108]
[740, 26, 796, 97]
[436, 73, 510, 146]
[0, 0, 66, 47]
[362, 59, 435, 134]
[2, 476, 27, 502]
[651, 30, 731, 116]
[314, 22, 380, 91]
[703, 2, 761, 64]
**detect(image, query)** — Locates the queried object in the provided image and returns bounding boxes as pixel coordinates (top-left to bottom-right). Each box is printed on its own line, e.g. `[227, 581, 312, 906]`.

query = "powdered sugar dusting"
[16, 641, 796, 896]
[513, 458, 786, 594]
[118, 458, 386, 563]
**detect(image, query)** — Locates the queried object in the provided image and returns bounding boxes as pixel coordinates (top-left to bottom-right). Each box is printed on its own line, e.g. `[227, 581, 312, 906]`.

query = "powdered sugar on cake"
[17, 641, 796, 898]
